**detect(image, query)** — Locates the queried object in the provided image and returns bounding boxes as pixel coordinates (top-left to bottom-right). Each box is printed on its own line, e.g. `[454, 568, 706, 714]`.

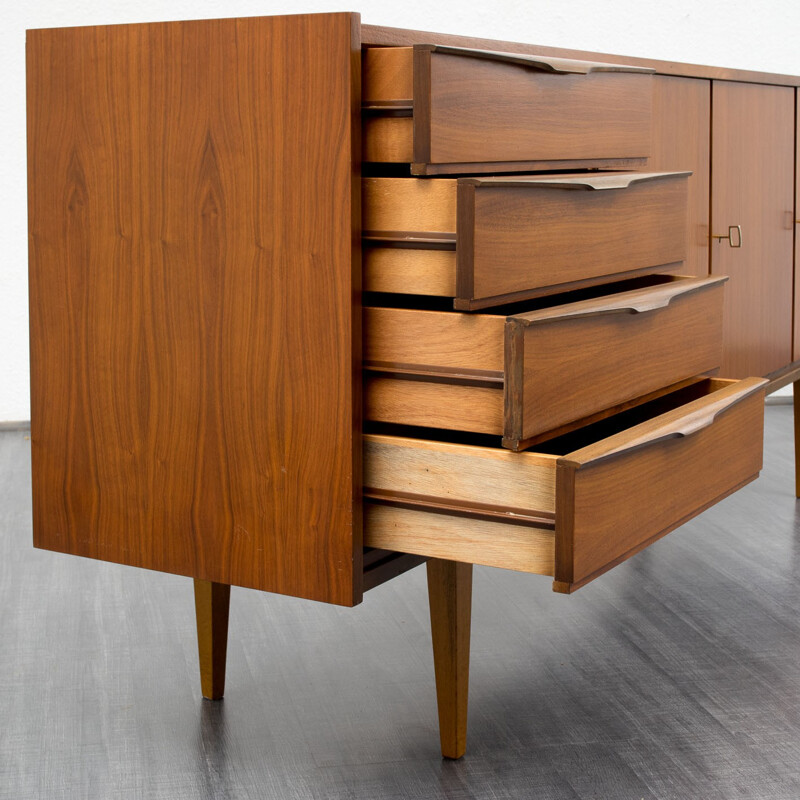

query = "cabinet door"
[795, 93, 800, 360]
[649, 76, 711, 278]
[711, 81, 795, 378]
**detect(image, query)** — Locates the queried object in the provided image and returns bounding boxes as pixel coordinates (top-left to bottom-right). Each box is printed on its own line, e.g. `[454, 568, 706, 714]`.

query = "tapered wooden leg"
[427, 558, 473, 760]
[193, 579, 231, 700]
[794, 381, 800, 499]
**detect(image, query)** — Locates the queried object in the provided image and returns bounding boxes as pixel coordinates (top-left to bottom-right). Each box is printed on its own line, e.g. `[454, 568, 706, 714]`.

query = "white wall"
[4, 0, 800, 420]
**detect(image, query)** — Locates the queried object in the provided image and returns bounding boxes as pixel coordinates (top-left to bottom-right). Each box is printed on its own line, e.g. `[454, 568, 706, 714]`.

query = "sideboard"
[26, 12, 800, 759]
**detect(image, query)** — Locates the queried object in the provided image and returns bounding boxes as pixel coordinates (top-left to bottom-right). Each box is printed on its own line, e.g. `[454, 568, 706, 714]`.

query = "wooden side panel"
[362, 177, 456, 233]
[365, 504, 555, 575]
[362, 46, 413, 101]
[364, 307, 505, 373]
[649, 76, 711, 277]
[27, 14, 363, 605]
[365, 377, 504, 435]
[554, 388, 765, 592]
[711, 81, 795, 378]
[364, 434, 557, 515]
[363, 247, 456, 296]
[424, 52, 652, 165]
[363, 117, 413, 163]
[511, 281, 725, 442]
[795, 92, 800, 361]
[467, 176, 688, 304]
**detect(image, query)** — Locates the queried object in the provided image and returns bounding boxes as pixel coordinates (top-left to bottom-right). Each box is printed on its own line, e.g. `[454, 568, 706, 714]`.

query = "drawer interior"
[363, 172, 690, 309]
[365, 274, 725, 447]
[365, 273, 683, 375]
[365, 376, 766, 591]
[368, 376, 736, 460]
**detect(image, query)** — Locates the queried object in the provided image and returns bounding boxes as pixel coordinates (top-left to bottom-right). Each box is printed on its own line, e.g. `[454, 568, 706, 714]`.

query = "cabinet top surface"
[361, 22, 800, 88]
[26, 13, 800, 86]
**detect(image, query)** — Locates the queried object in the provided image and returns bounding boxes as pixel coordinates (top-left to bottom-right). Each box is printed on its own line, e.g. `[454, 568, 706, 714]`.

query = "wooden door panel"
[711, 81, 795, 378]
[795, 93, 800, 361]
[27, 14, 363, 605]
[649, 75, 711, 278]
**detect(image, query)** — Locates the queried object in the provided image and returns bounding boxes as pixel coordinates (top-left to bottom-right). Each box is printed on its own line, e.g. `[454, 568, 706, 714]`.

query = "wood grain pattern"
[363, 247, 456, 296]
[555, 380, 766, 592]
[365, 376, 504, 434]
[420, 45, 655, 75]
[711, 81, 795, 378]
[364, 306, 505, 373]
[559, 378, 765, 466]
[365, 278, 726, 446]
[366, 378, 764, 592]
[464, 173, 689, 305]
[764, 361, 800, 395]
[763, 359, 800, 392]
[648, 76, 711, 278]
[427, 558, 473, 760]
[506, 275, 716, 323]
[27, 14, 363, 605]
[363, 116, 414, 162]
[362, 46, 413, 101]
[419, 47, 653, 166]
[506, 277, 725, 445]
[362, 44, 655, 170]
[362, 24, 800, 87]
[364, 433, 557, 515]
[365, 502, 555, 575]
[503, 377, 708, 452]
[363, 177, 456, 233]
[407, 157, 649, 177]
[7, 420, 800, 797]
[193, 579, 231, 700]
[364, 174, 690, 306]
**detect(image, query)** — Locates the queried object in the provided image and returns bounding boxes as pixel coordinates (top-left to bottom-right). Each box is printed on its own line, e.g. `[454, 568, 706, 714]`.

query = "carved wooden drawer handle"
[509, 276, 726, 327]
[560, 377, 767, 468]
[460, 171, 691, 191]
[420, 44, 656, 76]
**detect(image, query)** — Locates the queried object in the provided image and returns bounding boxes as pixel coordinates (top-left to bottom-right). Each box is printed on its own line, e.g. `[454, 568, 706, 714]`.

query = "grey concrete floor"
[2, 406, 800, 799]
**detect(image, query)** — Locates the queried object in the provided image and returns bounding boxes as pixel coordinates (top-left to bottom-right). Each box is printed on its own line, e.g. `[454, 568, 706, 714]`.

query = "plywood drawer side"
[365, 276, 726, 446]
[363, 172, 691, 308]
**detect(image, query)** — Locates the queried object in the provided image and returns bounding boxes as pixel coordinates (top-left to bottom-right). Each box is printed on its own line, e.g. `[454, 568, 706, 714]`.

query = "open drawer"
[364, 377, 766, 593]
[363, 172, 690, 309]
[366, 275, 726, 449]
[362, 45, 654, 174]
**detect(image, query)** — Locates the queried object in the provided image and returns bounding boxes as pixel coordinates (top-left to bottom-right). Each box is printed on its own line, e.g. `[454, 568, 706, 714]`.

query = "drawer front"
[460, 173, 690, 308]
[363, 172, 690, 309]
[363, 45, 654, 173]
[365, 276, 725, 446]
[554, 378, 766, 592]
[505, 276, 725, 448]
[364, 378, 766, 592]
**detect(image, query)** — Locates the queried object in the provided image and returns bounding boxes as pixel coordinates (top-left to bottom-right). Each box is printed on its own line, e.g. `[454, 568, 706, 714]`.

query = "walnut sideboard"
[26, 12, 800, 759]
